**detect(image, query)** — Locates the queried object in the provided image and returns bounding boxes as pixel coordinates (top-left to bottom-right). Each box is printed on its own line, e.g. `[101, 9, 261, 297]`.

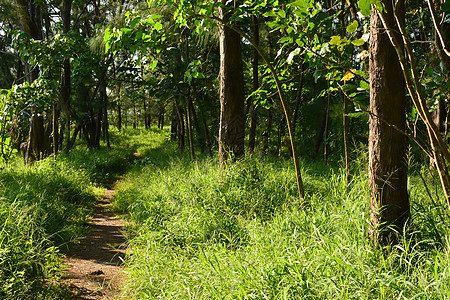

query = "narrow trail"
[61, 187, 128, 299]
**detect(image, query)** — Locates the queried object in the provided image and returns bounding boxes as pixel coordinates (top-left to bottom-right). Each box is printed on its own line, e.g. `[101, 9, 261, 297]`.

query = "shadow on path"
[61, 189, 127, 299]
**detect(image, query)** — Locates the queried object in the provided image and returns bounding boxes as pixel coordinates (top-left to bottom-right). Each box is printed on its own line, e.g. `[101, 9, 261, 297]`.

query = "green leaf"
[346, 20, 358, 33]
[347, 112, 365, 118]
[154, 22, 163, 31]
[351, 38, 365, 46]
[278, 9, 286, 18]
[357, 0, 372, 17]
[329, 35, 343, 45]
[278, 36, 291, 44]
[263, 11, 277, 17]
[354, 70, 367, 77]
[291, 0, 310, 16]
[103, 28, 111, 44]
[130, 16, 141, 29]
[359, 80, 369, 90]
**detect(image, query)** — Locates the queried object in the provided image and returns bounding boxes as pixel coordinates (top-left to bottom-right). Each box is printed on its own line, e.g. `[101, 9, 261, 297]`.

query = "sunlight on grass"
[113, 129, 450, 299]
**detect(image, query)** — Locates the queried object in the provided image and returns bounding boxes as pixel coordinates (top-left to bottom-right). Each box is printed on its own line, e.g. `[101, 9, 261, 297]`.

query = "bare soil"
[61, 189, 128, 299]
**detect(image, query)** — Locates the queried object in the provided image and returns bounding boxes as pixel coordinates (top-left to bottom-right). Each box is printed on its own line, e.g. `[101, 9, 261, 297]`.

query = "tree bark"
[117, 104, 122, 132]
[218, 0, 245, 167]
[174, 99, 185, 152]
[61, 0, 72, 153]
[16, 0, 45, 164]
[248, 15, 259, 153]
[342, 92, 349, 178]
[369, 0, 410, 247]
[186, 87, 195, 160]
[313, 100, 329, 159]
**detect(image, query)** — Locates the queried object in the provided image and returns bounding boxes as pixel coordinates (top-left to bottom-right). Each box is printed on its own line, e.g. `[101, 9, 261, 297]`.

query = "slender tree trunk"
[262, 106, 272, 155]
[144, 99, 149, 130]
[171, 103, 177, 141]
[68, 125, 81, 150]
[133, 103, 137, 129]
[313, 100, 329, 159]
[218, 0, 245, 167]
[61, 0, 72, 154]
[276, 118, 285, 156]
[342, 92, 350, 178]
[248, 15, 259, 153]
[369, 0, 410, 247]
[186, 87, 195, 160]
[292, 68, 304, 141]
[323, 94, 330, 165]
[117, 104, 122, 132]
[53, 104, 59, 154]
[188, 89, 205, 153]
[200, 108, 212, 156]
[174, 99, 185, 152]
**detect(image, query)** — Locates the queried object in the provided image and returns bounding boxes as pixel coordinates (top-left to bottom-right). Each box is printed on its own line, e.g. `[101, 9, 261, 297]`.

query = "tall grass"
[0, 132, 134, 299]
[114, 130, 450, 299]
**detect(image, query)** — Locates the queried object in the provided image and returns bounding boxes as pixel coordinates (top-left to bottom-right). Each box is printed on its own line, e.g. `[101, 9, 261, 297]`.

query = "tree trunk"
[262, 106, 272, 155]
[188, 90, 205, 153]
[174, 99, 185, 152]
[323, 94, 330, 165]
[53, 104, 60, 154]
[186, 87, 195, 160]
[133, 103, 137, 129]
[16, 0, 45, 164]
[218, 1, 245, 167]
[342, 92, 350, 178]
[313, 100, 329, 159]
[171, 103, 177, 141]
[369, 0, 410, 247]
[248, 15, 259, 153]
[200, 108, 212, 156]
[117, 104, 122, 132]
[292, 68, 304, 142]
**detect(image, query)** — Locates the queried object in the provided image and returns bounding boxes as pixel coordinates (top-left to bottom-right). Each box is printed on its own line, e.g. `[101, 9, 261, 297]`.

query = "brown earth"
[61, 188, 128, 299]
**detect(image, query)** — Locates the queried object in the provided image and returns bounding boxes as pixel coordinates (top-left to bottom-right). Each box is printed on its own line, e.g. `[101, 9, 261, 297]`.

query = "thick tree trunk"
[218, 1, 245, 167]
[369, 0, 410, 247]
[16, 0, 46, 164]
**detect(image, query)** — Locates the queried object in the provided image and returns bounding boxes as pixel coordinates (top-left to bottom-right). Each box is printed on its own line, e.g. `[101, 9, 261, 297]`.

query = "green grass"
[113, 129, 450, 299]
[0, 130, 135, 299]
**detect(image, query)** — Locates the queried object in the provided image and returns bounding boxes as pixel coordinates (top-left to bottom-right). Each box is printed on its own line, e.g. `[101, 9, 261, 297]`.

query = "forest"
[1, 0, 450, 298]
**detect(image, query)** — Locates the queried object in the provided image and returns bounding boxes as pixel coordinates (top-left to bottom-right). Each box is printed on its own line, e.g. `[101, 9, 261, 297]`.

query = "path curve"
[61, 188, 127, 299]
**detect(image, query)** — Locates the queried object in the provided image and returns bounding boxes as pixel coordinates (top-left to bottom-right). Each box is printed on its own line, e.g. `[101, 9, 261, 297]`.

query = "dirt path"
[61, 188, 128, 299]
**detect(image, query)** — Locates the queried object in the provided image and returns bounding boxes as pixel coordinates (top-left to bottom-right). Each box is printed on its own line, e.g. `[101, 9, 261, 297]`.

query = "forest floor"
[60, 186, 128, 299]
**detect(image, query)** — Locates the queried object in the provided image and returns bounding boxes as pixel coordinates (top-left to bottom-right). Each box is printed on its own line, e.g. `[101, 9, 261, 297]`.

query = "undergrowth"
[0, 130, 134, 299]
[113, 129, 450, 299]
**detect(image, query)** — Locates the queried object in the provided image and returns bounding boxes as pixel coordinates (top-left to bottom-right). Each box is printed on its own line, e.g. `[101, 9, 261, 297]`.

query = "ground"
[61, 188, 128, 299]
